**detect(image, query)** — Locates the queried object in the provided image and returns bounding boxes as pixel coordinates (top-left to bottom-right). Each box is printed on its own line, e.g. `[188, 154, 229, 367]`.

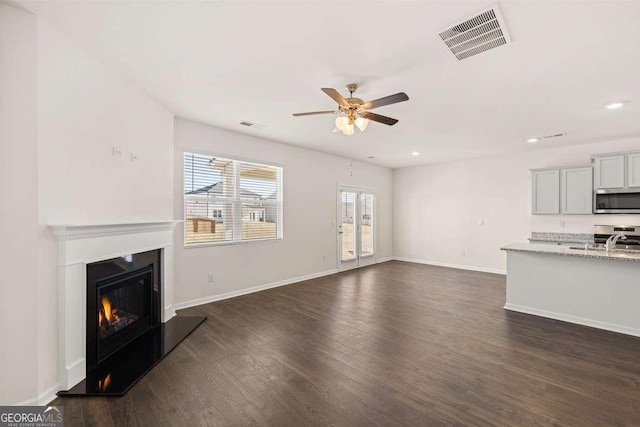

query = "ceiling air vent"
[541, 132, 567, 140]
[239, 121, 266, 129]
[438, 5, 510, 61]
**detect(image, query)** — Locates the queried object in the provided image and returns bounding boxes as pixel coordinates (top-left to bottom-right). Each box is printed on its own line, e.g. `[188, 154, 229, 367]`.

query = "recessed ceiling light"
[605, 101, 626, 110]
[526, 137, 539, 143]
[411, 151, 420, 156]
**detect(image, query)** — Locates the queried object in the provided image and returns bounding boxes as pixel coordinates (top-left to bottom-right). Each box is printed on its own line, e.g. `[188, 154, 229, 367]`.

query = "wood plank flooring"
[53, 261, 640, 426]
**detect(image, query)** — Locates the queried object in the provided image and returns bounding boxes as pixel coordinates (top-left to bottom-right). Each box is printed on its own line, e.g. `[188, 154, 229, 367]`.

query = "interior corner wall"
[37, 19, 174, 225]
[34, 18, 174, 404]
[0, 2, 38, 405]
[393, 137, 640, 274]
[0, 9, 175, 405]
[173, 118, 393, 307]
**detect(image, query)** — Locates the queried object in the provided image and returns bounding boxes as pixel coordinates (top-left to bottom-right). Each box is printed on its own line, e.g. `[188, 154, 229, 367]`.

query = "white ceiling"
[19, 1, 640, 168]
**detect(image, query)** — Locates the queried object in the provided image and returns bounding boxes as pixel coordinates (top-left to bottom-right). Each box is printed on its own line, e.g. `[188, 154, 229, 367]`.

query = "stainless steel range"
[594, 225, 640, 250]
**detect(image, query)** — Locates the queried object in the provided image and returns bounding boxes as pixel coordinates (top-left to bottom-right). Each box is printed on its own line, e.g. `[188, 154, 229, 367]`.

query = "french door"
[337, 186, 376, 271]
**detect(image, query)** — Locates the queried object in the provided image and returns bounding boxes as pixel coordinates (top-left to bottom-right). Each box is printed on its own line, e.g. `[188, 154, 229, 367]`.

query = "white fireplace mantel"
[51, 220, 181, 390]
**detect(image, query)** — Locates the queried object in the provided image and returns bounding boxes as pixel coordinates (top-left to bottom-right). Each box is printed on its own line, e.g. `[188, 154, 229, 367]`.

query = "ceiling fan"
[293, 84, 409, 136]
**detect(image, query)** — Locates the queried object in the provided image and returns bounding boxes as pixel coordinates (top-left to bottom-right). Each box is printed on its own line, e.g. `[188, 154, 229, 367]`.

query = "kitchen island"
[501, 243, 640, 337]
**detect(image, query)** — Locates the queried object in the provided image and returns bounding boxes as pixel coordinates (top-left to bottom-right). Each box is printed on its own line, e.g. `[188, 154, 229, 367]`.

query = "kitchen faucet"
[605, 233, 627, 251]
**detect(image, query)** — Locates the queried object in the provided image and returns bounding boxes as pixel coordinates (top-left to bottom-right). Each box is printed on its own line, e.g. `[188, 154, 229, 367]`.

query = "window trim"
[182, 150, 284, 248]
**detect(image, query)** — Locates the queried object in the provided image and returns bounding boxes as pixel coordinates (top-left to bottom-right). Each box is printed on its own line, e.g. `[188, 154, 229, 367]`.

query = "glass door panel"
[340, 190, 357, 262]
[360, 193, 374, 257]
[338, 187, 375, 271]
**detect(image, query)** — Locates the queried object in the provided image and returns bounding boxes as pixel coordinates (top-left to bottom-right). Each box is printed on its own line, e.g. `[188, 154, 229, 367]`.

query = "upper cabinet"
[532, 166, 593, 215]
[627, 153, 640, 188]
[594, 155, 625, 189]
[561, 167, 593, 214]
[532, 151, 640, 216]
[593, 151, 640, 189]
[532, 169, 560, 214]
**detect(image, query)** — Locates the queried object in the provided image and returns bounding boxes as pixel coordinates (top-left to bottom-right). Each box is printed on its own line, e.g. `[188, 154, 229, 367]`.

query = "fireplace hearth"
[57, 248, 205, 397]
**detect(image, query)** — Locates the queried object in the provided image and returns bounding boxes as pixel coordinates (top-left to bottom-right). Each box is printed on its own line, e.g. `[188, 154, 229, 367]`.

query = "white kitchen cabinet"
[594, 154, 625, 189]
[531, 169, 560, 214]
[561, 166, 593, 214]
[627, 153, 640, 188]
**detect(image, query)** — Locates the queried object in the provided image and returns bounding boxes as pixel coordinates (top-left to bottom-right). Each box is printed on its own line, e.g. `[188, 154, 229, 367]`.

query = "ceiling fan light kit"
[293, 83, 409, 136]
[335, 116, 368, 135]
[355, 116, 369, 132]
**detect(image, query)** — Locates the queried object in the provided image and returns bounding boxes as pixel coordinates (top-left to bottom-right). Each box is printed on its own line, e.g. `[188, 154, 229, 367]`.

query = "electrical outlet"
[461, 251, 466, 257]
[207, 273, 214, 283]
[322, 255, 327, 262]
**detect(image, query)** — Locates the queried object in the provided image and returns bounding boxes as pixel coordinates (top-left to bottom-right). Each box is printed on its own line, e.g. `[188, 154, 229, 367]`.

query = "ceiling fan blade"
[363, 92, 409, 110]
[321, 88, 350, 108]
[361, 111, 399, 126]
[292, 110, 337, 117]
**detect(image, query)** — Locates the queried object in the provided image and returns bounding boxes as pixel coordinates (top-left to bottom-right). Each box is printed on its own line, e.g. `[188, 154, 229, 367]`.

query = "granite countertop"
[528, 232, 593, 244]
[501, 242, 640, 262]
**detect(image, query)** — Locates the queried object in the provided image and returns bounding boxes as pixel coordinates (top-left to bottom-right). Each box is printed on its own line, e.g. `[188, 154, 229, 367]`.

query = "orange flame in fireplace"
[100, 296, 113, 324]
[98, 373, 112, 392]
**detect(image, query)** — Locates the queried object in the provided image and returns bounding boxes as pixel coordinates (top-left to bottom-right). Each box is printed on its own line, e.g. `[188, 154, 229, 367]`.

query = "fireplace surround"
[51, 221, 205, 396]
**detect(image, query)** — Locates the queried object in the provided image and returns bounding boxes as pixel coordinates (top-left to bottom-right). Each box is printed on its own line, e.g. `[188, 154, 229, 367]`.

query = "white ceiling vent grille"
[239, 121, 266, 129]
[542, 132, 567, 140]
[438, 6, 510, 61]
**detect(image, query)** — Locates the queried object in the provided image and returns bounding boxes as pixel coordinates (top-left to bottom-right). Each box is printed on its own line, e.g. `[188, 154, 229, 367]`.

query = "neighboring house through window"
[183, 152, 283, 246]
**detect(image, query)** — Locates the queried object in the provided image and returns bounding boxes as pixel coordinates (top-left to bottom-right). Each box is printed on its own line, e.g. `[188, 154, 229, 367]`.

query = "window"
[183, 152, 283, 246]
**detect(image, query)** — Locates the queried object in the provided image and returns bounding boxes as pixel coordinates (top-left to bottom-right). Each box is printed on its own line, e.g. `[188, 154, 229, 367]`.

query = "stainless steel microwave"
[594, 188, 640, 214]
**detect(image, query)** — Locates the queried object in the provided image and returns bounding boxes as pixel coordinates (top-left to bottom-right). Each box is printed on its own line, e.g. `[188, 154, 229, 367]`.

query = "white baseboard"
[393, 256, 506, 275]
[13, 396, 37, 406]
[173, 257, 504, 312]
[163, 304, 176, 322]
[173, 268, 339, 311]
[504, 303, 640, 338]
[37, 383, 60, 406]
[13, 383, 60, 406]
[63, 358, 85, 392]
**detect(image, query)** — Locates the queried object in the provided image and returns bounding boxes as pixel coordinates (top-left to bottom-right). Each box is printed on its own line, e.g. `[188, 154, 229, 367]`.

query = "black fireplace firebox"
[57, 249, 206, 397]
[86, 250, 161, 371]
[93, 266, 153, 363]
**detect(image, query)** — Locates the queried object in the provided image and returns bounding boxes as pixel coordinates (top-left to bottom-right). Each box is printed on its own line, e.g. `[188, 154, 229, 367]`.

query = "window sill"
[184, 237, 283, 249]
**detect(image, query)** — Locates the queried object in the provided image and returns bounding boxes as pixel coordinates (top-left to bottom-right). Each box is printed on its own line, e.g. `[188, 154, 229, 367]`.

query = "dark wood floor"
[54, 261, 640, 426]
